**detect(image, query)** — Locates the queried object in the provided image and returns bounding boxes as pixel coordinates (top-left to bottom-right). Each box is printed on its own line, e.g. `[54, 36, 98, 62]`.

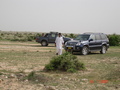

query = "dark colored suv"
[36, 32, 71, 46]
[64, 33, 109, 55]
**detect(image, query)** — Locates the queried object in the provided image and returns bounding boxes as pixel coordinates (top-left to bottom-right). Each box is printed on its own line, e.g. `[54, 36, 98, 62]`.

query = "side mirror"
[89, 39, 93, 42]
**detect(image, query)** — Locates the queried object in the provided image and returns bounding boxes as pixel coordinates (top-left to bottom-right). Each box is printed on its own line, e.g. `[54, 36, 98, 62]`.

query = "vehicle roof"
[83, 32, 105, 35]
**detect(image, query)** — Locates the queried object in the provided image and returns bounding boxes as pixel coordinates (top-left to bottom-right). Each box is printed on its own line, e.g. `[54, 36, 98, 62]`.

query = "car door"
[89, 34, 96, 50]
[95, 34, 102, 50]
[48, 33, 57, 43]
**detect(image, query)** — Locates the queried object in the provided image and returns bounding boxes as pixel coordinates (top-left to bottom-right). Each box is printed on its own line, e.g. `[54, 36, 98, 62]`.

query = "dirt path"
[0, 41, 55, 52]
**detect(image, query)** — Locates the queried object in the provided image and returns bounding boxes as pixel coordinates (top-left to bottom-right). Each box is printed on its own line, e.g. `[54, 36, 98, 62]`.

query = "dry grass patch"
[0, 41, 120, 90]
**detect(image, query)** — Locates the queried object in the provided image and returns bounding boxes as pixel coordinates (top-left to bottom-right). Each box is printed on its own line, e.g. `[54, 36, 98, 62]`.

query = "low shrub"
[27, 71, 36, 81]
[68, 33, 77, 38]
[45, 52, 85, 73]
[23, 71, 53, 84]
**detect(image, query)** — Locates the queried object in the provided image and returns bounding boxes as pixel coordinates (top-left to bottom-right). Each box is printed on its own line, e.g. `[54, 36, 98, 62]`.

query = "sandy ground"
[0, 41, 119, 90]
[0, 41, 54, 52]
[0, 41, 57, 90]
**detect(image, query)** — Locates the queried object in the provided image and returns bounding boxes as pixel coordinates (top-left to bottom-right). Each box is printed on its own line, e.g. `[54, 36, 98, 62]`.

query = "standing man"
[55, 33, 64, 55]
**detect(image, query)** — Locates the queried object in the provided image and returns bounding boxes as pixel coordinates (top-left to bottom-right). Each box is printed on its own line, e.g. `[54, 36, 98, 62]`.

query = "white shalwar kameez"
[55, 36, 64, 55]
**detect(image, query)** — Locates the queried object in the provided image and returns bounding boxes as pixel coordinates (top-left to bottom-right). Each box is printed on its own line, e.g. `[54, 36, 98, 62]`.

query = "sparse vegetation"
[0, 31, 79, 42]
[104, 66, 120, 83]
[68, 33, 77, 38]
[63, 33, 78, 38]
[27, 71, 36, 81]
[0, 31, 41, 42]
[24, 71, 54, 84]
[0, 31, 120, 89]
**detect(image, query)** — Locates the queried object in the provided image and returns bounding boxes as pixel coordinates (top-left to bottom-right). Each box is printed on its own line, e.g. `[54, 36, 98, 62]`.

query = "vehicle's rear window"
[100, 34, 107, 40]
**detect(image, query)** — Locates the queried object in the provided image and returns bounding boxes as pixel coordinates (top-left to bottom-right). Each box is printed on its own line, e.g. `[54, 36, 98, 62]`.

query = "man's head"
[58, 33, 62, 37]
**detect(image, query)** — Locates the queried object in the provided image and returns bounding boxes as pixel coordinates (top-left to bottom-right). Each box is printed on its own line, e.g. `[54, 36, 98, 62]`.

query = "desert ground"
[0, 41, 120, 90]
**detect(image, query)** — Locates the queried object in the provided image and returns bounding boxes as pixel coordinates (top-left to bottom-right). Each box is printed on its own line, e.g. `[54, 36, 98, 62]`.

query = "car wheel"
[41, 41, 48, 46]
[81, 46, 89, 55]
[100, 45, 106, 54]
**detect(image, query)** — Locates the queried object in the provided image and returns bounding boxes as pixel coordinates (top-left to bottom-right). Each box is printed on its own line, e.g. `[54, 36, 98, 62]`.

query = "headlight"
[76, 42, 81, 45]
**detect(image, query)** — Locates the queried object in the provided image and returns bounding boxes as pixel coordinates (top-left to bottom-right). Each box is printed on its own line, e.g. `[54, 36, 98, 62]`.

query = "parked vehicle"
[36, 32, 71, 46]
[64, 33, 109, 55]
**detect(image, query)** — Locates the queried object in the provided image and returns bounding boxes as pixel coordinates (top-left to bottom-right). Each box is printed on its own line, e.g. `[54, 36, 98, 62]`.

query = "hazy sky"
[0, 0, 120, 34]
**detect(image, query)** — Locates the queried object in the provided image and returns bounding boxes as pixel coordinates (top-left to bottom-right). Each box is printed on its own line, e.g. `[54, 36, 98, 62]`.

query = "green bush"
[45, 52, 85, 73]
[27, 71, 36, 81]
[108, 34, 120, 46]
[68, 33, 76, 38]
[27, 35, 35, 41]
[36, 33, 42, 37]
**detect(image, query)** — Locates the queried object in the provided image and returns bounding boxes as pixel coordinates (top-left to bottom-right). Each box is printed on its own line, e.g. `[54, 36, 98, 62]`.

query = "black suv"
[36, 32, 71, 46]
[64, 33, 109, 55]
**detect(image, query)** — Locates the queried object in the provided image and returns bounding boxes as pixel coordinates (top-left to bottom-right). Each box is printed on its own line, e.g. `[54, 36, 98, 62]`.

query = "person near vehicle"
[55, 33, 64, 55]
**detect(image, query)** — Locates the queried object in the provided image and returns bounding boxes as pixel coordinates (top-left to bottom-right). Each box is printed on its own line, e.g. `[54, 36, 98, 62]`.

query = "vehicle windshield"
[75, 35, 90, 41]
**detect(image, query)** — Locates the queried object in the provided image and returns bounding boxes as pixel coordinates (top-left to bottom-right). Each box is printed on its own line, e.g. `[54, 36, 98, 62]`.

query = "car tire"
[41, 41, 48, 46]
[100, 45, 106, 54]
[81, 46, 89, 55]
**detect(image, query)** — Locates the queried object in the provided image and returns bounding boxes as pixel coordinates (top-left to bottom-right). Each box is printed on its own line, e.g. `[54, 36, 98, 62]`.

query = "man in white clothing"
[55, 33, 64, 55]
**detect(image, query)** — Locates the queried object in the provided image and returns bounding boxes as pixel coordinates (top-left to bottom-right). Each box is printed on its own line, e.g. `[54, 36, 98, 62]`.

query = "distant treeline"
[0, 31, 120, 46]
[107, 34, 120, 46]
